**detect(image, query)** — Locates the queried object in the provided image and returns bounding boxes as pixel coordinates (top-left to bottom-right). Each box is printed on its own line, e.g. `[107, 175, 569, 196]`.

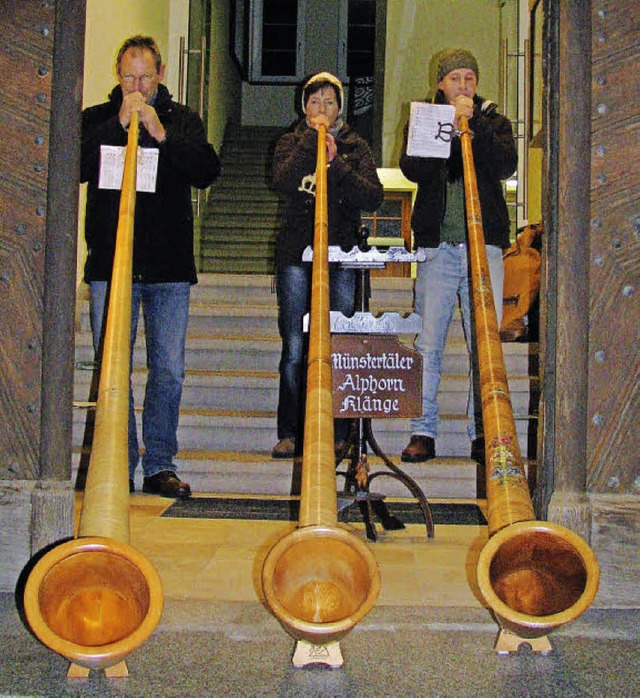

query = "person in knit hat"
[398, 49, 517, 479]
[270, 72, 383, 459]
[436, 48, 479, 83]
[301, 71, 345, 116]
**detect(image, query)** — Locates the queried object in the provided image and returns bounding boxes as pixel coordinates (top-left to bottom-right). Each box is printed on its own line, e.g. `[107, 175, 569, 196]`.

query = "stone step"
[73, 365, 537, 414]
[72, 448, 480, 500]
[199, 235, 277, 249]
[216, 162, 273, 177]
[219, 147, 279, 158]
[200, 219, 281, 234]
[74, 332, 534, 376]
[72, 262, 539, 499]
[218, 146, 278, 158]
[201, 126, 283, 274]
[74, 304, 475, 344]
[190, 273, 278, 304]
[209, 178, 275, 193]
[203, 190, 283, 204]
[74, 301, 281, 335]
[201, 200, 282, 216]
[205, 192, 281, 207]
[200, 243, 276, 261]
[74, 326, 535, 373]
[76, 274, 417, 310]
[74, 336, 282, 373]
[200, 234, 278, 247]
[72, 407, 536, 460]
[205, 186, 273, 206]
[74, 309, 506, 346]
[199, 258, 275, 274]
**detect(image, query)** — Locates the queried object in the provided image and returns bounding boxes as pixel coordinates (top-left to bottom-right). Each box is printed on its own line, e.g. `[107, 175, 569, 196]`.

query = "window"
[337, 0, 376, 82]
[249, 0, 306, 83]
[244, 0, 376, 85]
[346, 0, 375, 78]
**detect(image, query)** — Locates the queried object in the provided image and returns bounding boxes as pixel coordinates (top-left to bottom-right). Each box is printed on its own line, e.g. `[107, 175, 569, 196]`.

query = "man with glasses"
[81, 35, 220, 497]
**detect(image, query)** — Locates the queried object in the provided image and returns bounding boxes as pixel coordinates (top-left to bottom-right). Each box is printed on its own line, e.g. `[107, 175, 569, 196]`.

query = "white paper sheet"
[406, 102, 456, 159]
[98, 145, 159, 193]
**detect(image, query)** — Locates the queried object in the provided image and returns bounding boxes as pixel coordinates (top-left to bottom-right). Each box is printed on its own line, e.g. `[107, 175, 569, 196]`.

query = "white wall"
[83, 1, 173, 109]
[209, 2, 243, 149]
[165, 0, 190, 99]
[241, 84, 302, 127]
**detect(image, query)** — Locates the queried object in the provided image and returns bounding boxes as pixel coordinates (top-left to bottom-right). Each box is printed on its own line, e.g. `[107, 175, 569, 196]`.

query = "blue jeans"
[276, 264, 356, 442]
[410, 242, 504, 442]
[89, 281, 191, 478]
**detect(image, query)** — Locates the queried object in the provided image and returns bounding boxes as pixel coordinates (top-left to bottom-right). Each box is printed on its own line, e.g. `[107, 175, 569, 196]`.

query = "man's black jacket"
[399, 92, 517, 250]
[81, 83, 220, 284]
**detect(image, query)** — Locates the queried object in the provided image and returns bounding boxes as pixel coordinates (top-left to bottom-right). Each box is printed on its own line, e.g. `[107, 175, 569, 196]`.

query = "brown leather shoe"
[401, 435, 436, 462]
[272, 437, 296, 459]
[142, 470, 191, 498]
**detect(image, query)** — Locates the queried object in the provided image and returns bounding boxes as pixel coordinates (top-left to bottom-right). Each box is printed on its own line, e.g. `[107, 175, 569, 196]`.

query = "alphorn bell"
[261, 124, 380, 648]
[24, 111, 163, 676]
[458, 116, 599, 650]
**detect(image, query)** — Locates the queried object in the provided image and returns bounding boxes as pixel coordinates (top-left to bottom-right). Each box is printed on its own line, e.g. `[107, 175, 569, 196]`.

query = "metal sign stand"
[304, 232, 434, 541]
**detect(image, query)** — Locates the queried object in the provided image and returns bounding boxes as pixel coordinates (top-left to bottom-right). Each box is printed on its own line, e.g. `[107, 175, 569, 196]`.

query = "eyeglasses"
[120, 73, 156, 86]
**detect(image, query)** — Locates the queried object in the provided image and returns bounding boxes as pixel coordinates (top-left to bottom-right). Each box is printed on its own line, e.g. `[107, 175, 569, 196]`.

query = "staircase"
[72, 275, 538, 500]
[73, 125, 538, 500]
[198, 125, 285, 274]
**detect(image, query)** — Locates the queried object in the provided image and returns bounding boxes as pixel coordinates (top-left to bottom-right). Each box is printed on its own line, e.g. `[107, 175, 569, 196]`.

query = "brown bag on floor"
[500, 223, 542, 342]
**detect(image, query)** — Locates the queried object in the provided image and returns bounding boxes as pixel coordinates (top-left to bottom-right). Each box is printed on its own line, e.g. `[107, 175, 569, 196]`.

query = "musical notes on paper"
[99, 145, 159, 192]
[406, 102, 456, 158]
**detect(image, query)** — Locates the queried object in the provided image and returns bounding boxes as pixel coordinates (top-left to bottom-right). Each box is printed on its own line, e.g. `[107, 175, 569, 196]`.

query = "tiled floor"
[4, 494, 634, 697]
[82, 492, 490, 612]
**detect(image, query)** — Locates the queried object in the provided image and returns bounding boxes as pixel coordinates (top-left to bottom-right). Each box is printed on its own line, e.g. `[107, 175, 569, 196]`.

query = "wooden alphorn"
[261, 124, 380, 646]
[458, 115, 599, 649]
[24, 112, 163, 676]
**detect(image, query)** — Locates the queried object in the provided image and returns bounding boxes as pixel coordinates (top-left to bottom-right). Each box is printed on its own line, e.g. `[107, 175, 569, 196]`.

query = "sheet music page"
[136, 148, 159, 192]
[406, 102, 456, 158]
[98, 145, 159, 193]
[98, 145, 125, 190]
